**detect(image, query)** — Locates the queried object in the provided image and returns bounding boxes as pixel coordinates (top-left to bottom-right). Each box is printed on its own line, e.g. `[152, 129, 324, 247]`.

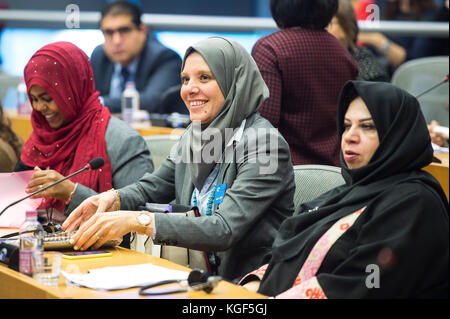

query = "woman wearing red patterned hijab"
[16, 41, 153, 226]
[21, 41, 112, 215]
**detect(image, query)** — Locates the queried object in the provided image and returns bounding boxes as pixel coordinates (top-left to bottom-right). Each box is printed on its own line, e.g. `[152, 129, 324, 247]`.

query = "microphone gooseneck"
[415, 75, 449, 100]
[0, 157, 105, 217]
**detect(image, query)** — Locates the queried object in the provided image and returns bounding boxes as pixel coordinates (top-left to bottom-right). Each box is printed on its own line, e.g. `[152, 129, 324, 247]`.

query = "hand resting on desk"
[62, 190, 118, 232]
[68, 210, 145, 251]
[62, 190, 152, 251]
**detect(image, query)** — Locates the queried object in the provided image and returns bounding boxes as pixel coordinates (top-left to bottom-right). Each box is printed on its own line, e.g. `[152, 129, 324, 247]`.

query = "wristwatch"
[136, 213, 152, 235]
[380, 39, 391, 55]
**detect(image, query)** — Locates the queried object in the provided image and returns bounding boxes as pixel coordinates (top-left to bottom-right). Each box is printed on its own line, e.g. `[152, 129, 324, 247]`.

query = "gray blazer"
[119, 113, 295, 280]
[64, 116, 154, 215]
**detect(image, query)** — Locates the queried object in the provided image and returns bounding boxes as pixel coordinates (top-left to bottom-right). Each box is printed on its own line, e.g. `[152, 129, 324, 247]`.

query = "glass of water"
[32, 251, 62, 287]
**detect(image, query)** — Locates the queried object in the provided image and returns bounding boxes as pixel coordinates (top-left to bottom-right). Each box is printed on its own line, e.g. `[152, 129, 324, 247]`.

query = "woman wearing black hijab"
[240, 81, 449, 298]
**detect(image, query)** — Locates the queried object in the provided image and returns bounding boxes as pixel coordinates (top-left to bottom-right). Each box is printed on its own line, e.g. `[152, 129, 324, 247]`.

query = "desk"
[423, 153, 449, 200]
[0, 229, 265, 299]
[6, 111, 32, 142]
[5, 111, 184, 142]
[132, 122, 184, 137]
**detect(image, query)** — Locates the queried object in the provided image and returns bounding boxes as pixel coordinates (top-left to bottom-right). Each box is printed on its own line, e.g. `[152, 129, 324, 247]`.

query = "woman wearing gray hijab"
[63, 37, 295, 281]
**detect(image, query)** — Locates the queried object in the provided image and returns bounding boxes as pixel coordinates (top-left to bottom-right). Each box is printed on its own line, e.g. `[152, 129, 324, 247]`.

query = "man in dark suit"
[91, 1, 182, 114]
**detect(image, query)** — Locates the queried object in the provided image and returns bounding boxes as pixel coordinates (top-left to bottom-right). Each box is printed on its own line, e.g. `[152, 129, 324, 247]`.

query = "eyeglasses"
[101, 26, 137, 39]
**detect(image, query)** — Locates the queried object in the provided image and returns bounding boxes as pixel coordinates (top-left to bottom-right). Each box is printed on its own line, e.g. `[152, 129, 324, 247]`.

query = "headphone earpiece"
[187, 268, 221, 294]
[138, 268, 221, 296]
[188, 268, 209, 285]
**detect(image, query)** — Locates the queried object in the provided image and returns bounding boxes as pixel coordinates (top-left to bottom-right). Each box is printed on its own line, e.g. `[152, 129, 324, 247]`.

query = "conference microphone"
[415, 74, 449, 99]
[0, 157, 105, 217]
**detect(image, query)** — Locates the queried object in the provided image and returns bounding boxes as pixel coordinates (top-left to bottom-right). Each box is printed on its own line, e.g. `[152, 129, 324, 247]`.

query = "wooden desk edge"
[0, 245, 265, 299]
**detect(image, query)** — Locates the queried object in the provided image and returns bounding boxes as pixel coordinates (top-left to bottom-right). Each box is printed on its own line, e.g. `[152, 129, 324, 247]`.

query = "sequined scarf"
[21, 41, 112, 210]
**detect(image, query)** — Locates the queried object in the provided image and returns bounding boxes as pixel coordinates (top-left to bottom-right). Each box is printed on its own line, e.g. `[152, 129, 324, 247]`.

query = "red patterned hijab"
[21, 42, 112, 209]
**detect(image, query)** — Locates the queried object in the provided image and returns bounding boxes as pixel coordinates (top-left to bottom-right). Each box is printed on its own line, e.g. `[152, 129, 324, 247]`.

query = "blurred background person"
[428, 120, 449, 148]
[358, 0, 448, 76]
[91, 1, 182, 114]
[0, 103, 22, 172]
[252, 0, 358, 167]
[382, 0, 449, 61]
[328, 0, 390, 82]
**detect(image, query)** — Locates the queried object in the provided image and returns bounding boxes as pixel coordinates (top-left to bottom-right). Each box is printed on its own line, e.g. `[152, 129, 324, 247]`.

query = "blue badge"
[214, 183, 227, 205]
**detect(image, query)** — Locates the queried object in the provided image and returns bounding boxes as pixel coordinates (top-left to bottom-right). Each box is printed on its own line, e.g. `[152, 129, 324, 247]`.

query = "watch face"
[138, 214, 151, 226]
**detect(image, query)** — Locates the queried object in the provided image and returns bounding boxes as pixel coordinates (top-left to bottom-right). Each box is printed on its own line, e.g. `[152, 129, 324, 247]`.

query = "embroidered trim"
[240, 206, 367, 299]
[296, 206, 366, 284]
[277, 277, 326, 299]
[238, 263, 268, 285]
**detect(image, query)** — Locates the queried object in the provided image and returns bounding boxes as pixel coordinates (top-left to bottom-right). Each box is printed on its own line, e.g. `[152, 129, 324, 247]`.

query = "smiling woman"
[180, 52, 225, 125]
[29, 85, 67, 129]
[62, 37, 296, 282]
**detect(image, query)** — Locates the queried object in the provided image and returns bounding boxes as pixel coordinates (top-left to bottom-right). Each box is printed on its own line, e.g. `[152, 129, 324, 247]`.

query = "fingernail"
[73, 245, 79, 250]
[69, 238, 74, 244]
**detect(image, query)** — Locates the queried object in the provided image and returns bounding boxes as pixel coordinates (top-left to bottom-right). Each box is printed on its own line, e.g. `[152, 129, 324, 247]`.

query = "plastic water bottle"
[16, 79, 32, 115]
[121, 81, 140, 124]
[19, 210, 45, 276]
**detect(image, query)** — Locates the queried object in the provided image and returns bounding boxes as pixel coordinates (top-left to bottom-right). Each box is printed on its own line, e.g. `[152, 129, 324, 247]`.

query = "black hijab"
[258, 81, 447, 296]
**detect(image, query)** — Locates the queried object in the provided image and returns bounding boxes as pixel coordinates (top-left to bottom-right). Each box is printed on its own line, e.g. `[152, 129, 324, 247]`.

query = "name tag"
[214, 184, 227, 205]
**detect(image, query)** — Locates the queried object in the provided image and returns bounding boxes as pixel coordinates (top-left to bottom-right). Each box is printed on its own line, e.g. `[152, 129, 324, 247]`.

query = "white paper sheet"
[61, 263, 189, 291]
[432, 143, 449, 154]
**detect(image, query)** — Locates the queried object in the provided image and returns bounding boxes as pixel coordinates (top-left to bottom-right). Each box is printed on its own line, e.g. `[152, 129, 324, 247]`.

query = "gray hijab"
[180, 37, 269, 190]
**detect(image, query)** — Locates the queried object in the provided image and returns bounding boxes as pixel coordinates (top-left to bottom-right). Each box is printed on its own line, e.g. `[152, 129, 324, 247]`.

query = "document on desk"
[61, 263, 189, 291]
[432, 143, 449, 154]
[0, 171, 41, 227]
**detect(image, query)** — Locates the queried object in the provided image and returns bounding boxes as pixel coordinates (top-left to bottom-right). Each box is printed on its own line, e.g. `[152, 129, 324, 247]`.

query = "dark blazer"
[118, 113, 296, 281]
[252, 28, 358, 167]
[91, 35, 182, 113]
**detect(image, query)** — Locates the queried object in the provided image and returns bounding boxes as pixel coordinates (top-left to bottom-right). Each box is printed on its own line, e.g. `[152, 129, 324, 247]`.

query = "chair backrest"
[391, 56, 449, 126]
[293, 164, 345, 210]
[144, 135, 181, 170]
[0, 72, 21, 103]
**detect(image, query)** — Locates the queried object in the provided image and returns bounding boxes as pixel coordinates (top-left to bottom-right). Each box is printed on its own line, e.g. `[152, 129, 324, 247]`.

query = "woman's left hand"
[70, 211, 141, 251]
[25, 167, 75, 201]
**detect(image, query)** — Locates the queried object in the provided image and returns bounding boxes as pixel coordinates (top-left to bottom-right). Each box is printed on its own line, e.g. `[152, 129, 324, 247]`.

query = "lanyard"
[193, 174, 220, 216]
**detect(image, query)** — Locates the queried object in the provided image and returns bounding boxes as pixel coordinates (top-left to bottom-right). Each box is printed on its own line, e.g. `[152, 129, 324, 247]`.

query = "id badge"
[214, 183, 227, 205]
